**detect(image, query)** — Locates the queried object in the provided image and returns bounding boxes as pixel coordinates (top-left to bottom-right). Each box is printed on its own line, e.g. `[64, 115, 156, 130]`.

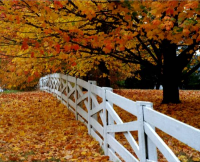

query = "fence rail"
[39, 73, 200, 162]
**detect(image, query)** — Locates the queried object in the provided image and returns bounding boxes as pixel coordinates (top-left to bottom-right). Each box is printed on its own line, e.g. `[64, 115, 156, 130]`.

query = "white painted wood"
[106, 90, 138, 116]
[90, 93, 99, 108]
[87, 81, 92, 135]
[124, 131, 140, 158]
[77, 105, 88, 121]
[68, 106, 75, 114]
[62, 94, 68, 102]
[144, 107, 200, 151]
[136, 101, 147, 162]
[68, 82, 73, 90]
[60, 73, 67, 79]
[54, 73, 60, 78]
[107, 121, 138, 133]
[99, 111, 104, 125]
[106, 102, 123, 124]
[90, 117, 103, 136]
[102, 88, 108, 155]
[61, 81, 67, 92]
[67, 87, 75, 98]
[90, 103, 103, 116]
[106, 102, 140, 158]
[67, 75, 76, 83]
[107, 134, 139, 162]
[55, 89, 61, 97]
[78, 115, 87, 126]
[62, 100, 67, 107]
[77, 92, 88, 105]
[91, 84, 103, 98]
[74, 78, 78, 120]
[89, 81, 97, 121]
[68, 99, 75, 109]
[108, 148, 121, 162]
[77, 78, 89, 89]
[77, 85, 84, 96]
[83, 100, 88, 111]
[137, 101, 158, 161]
[146, 104, 157, 161]
[91, 128, 103, 146]
[144, 122, 179, 162]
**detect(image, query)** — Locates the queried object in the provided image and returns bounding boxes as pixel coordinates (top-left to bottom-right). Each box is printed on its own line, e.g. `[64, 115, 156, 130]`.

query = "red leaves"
[15, 15, 20, 24]
[166, 8, 174, 15]
[64, 45, 71, 52]
[0, 12, 6, 18]
[152, 20, 161, 26]
[64, 44, 80, 52]
[54, 1, 63, 9]
[72, 62, 77, 66]
[71, 44, 80, 51]
[21, 38, 28, 50]
[55, 43, 60, 54]
[63, 34, 70, 42]
[31, 52, 34, 58]
[27, 76, 34, 82]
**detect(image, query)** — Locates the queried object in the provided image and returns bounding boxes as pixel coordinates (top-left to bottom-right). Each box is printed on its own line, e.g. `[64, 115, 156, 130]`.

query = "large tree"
[0, 0, 199, 103]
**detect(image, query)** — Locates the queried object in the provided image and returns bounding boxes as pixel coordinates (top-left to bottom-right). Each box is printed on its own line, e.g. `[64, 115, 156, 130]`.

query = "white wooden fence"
[39, 73, 200, 162]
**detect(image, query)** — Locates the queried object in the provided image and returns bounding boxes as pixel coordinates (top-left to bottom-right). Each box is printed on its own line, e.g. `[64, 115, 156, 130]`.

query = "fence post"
[144, 102, 158, 161]
[89, 81, 97, 120]
[60, 74, 63, 104]
[47, 74, 51, 93]
[53, 74, 56, 95]
[137, 101, 147, 162]
[66, 75, 69, 110]
[87, 80, 97, 135]
[75, 77, 78, 120]
[102, 87, 113, 156]
[137, 101, 157, 162]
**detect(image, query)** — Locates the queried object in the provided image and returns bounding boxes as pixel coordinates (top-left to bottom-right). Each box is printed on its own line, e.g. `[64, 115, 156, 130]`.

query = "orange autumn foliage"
[0, 0, 199, 100]
[0, 92, 110, 162]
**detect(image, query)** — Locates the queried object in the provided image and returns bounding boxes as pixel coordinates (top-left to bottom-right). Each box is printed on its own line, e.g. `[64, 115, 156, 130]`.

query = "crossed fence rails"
[39, 73, 200, 162]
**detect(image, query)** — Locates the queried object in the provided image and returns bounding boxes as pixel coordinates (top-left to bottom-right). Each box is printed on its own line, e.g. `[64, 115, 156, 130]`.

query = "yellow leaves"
[12, 147, 20, 151]
[193, 157, 200, 161]
[178, 155, 188, 162]
[19, 130, 25, 136]
[0, 92, 109, 161]
[81, 151, 87, 155]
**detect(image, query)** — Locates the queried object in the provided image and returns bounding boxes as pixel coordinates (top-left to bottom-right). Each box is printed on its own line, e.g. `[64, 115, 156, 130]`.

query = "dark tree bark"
[162, 40, 181, 103]
[98, 61, 110, 87]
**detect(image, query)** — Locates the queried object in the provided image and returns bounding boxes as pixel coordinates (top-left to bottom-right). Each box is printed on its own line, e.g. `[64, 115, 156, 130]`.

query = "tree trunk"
[98, 61, 110, 87]
[162, 41, 181, 103]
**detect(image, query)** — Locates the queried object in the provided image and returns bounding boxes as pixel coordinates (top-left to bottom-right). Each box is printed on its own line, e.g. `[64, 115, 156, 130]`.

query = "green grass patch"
[0, 90, 21, 94]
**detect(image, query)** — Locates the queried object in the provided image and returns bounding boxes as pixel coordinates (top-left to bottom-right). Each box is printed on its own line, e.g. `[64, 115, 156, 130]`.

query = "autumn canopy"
[0, 0, 200, 103]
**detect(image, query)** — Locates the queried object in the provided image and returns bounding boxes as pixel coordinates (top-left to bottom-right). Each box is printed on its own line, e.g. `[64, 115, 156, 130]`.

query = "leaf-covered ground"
[0, 92, 109, 162]
[114, 89, 200, 162]
[0, 90, 200, 162]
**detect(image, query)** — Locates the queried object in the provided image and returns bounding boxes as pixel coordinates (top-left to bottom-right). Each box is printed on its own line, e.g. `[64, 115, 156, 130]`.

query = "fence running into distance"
[39, 73, 200, 162]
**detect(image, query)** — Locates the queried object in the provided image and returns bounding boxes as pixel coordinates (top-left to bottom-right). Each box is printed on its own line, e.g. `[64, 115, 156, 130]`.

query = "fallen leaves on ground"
[114, 89, 200, 162]
[0, 91, 109, 162]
